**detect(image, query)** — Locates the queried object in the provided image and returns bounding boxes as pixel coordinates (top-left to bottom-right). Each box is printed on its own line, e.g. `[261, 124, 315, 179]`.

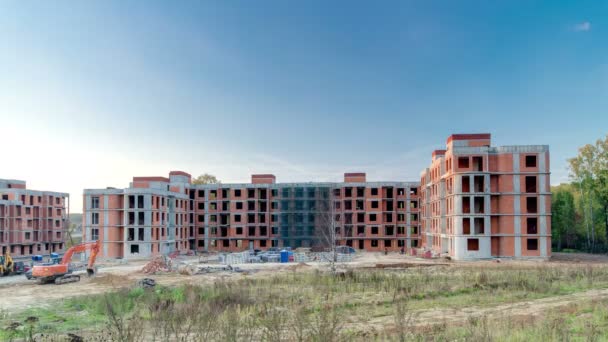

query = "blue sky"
[1, 1, 607, 212]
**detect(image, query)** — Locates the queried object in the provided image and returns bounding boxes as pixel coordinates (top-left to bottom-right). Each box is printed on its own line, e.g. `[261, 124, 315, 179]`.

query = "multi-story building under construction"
[82, 133, 550, 260]
[0, 179, 69, 257]
[419, 134, 551, 260]
[83, 172, 421, 258]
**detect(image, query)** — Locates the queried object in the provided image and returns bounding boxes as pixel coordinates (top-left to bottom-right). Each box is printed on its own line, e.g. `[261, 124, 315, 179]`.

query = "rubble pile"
[141, 256, 172, 274]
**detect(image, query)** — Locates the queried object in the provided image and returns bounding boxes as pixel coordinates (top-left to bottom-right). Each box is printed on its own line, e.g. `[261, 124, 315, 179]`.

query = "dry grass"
[3, 264, 608, 341]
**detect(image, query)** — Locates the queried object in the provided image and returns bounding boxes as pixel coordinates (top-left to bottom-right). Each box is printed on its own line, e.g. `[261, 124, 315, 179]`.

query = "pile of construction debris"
[141, 256, 172, 274]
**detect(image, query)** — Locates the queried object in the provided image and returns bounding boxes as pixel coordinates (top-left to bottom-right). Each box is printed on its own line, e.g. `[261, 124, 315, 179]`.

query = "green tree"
[568, 134, 608, 251]
[191, 173, 220, 185]
[551, 187, 575, 250]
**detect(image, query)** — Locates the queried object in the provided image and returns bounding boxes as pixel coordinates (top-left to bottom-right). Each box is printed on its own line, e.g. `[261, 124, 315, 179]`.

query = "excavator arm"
[32, 240, 100, 284]
[61, 241, 100, 270]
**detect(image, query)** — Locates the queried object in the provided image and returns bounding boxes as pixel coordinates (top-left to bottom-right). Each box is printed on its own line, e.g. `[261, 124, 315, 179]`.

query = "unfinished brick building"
[83, 172, 421, 258]
[419, 134, 551, 260]
[0, 179, 69, 257]
[193, 173, 420, 253]
[82, 172, 192, 259]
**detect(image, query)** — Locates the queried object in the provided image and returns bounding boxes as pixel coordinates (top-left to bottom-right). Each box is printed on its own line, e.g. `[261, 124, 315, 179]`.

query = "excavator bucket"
[86, 268, 95, 277]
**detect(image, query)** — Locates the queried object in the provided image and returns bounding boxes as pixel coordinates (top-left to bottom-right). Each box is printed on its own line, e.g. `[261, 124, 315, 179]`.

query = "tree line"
[552, 134, 608, 253]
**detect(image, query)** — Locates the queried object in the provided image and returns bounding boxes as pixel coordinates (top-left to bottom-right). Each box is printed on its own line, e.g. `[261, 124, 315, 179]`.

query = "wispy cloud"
[573, 21, 591, 32]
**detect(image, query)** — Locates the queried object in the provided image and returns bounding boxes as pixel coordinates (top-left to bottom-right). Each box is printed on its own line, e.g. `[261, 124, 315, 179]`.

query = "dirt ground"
[0, 251, 606, 320]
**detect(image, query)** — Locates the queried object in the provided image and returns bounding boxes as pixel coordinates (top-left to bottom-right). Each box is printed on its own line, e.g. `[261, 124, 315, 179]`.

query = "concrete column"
[454, 175, 462, 194]
[513, 153, 521, 257]
[103, 195, 109, 256]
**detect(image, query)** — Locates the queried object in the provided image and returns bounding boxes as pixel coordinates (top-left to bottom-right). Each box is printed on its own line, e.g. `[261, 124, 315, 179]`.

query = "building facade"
[82, 171, 192, 259]
[193, 173, 420, 253]
[0, 179, 69, 257]
[419, 134, 551, 260]
[82, 133, 550, 260]
[83, 172, 421, 258]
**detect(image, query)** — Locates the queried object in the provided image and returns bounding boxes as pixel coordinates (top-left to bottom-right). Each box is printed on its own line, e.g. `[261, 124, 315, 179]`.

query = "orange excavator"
[32, 241, 100, 284]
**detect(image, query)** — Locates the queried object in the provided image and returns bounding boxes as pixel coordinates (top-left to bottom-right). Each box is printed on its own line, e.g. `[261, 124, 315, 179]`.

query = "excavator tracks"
[54, 274, 81, 285]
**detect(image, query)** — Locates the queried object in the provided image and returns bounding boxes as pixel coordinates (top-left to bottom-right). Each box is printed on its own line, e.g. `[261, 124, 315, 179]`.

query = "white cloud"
[573, 21, 591, 32]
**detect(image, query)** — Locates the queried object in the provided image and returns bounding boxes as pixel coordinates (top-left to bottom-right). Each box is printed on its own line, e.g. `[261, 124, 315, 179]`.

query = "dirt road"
[358, 287, 608, 334]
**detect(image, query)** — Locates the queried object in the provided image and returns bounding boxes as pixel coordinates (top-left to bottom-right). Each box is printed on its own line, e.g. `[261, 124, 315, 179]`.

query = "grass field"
[2, 264, 608, 341]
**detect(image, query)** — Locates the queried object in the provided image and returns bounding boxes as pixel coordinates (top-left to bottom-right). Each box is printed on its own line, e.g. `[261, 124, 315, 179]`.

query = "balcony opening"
[259, 189, 267, 199]
[248, 189, 255, 198]
[467, 238, 479, 251]
[386, 200, 394, 211]
[462, 177, 470, 193]
[527, 217, 538, 234]
[222, 189, 229, 198]
[130, 244, 139, 254]
[463, 197, 471, 214]
[357, 226, 365, 235]
[458, 157, 469, 169]
[463, 218, 470, 234]
[386, 187, 393, 198]
[128, 228, 135, 241]
[526, 197, 538, 213]
[137, 195, 144, 209]
[356, 200, 364, 210]
[474, 218, 484, 234]
[525, 155, 537, 168]
[474, 197, 485, 213]
[345, 187, 352, 197]
[349, 187, 361, 198]
[344, 201, 352, 210]
[472, 156, 483, 171]
[527, 238, 538, 250]
[385, 213, 393, 222]
[128, 212, 135, 225]
[357, 212, 365, 223]
[410, 187, 418, 196]
[525, 176, 537, 193]
[474, 176, 484, 192]
[234, 189, 242, 197]
[128, 195, 135, 209]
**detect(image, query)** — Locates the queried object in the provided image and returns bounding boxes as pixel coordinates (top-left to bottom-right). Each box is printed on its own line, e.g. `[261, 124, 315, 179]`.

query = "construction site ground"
[1, 252, 608, 336]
